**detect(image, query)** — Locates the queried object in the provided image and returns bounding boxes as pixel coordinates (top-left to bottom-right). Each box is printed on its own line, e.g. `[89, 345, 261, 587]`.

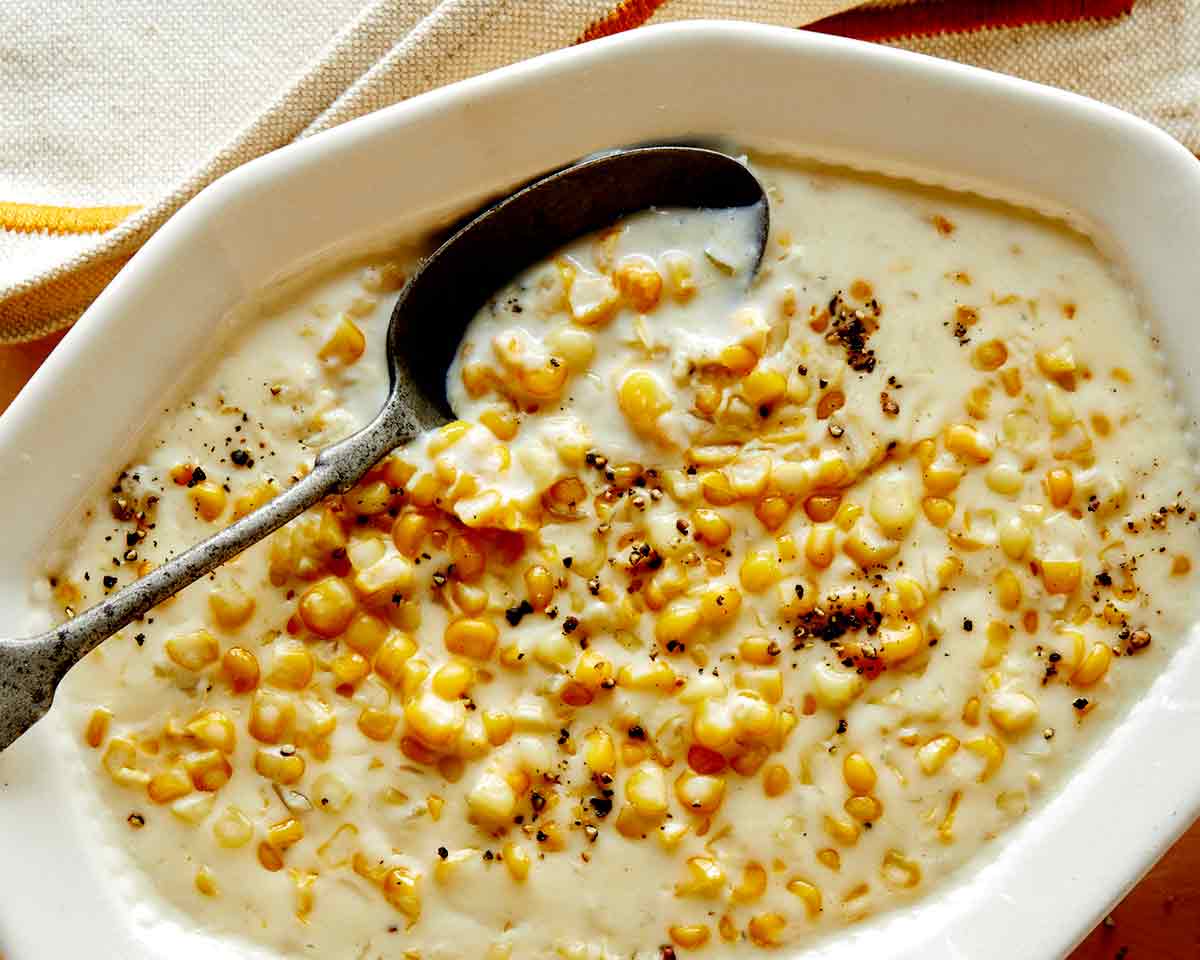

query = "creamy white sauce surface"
[35, 156, 1199, 959]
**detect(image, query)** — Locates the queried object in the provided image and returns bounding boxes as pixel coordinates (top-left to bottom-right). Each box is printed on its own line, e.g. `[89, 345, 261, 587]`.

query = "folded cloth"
[1, 0, 1196, 344]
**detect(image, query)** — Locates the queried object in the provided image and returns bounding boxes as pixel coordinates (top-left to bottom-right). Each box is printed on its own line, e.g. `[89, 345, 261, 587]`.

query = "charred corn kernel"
[842, 753, 877, 794]
[748, 912, 787, 947]
[1045, 467, 1074, 508]
[973, 339, 1008, 371]
[998, 514, 1032, 561]
[788, 878, 822, 919]
[392, 512, 431, 557]
[731, 861, 768, 902]
[523, 564, 555, 610]
[189, 480, 226, 521]
[811, 661, 864, 710]
[803, 525, 835, 570]
[675, 769, 726, 813]
[269, 643, 314, 690]
[319, 316, 365, 363]
[212, 806, 253, 848]
[944, 423, 993, 463]
[183, 749, 231, 791]
[676, 856, 725, 897]
[988, 691, 1039, 734]
[298, 577, 356, 637]
[739, 550, 781, 593]
[343, 612, 389, 657]
[1071, 642, 1112, 686]
[373, 631, 417, 685]
[255, 747, 305, 785]
[845, 794, 883, 823]
[995, 569, 1022, 610]
[870, 470, 916, 538]
[444, 618, 498, 660]
[492, 841, 528, 885]
[467, 770, 517, 824]
[625, 763, 669, 818]
[669, 924, 711, 949]
[744, 368, 787, 408]
[84, 708, 111, 748]
[147, 767, 192, 804]
[208, 582, 256, 630]
[248, 689, 294, 743]
[763, 764, 791, 797]
[583, 728, 616, 776]
[922, 496, 955, 527]
[432, 660, 474, 700]
[691, 508, 732, 545]
[1041, 558, 1082, 594]
[699, 470, 737, 506]
[981, 621, 1011, 668]
[965, 735, 1005, 781]
[166, 629, 219, 671]
[618, 370, 671, 437]
[1036, 340, 1077, 377]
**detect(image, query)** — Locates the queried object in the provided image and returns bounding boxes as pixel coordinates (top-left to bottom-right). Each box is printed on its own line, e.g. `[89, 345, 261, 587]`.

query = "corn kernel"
[189, 481, 227, 522]
[916, 734, 959, 775]
[166, 629, 220, 671]
[254, 746, 305, 785]
[268, 642, 314, 690]
[208, 581, 256, 630]
[1045, 467, 1074, 508]
[995, 569, 1022, 611]
[747, 912, 787, 947]
[298, 577, 356, 637]
[618, 370, 671, 438]
[988, 691, 1039, 734]
[373, 631, 418, 685]
[1071, 641, 1112, 687]
[1041, 558, 1082, 595]
[444, 618, 498, 660]
[964, 735, 1005, 781]
[669, 924, 711, 949]
[625, 763, 669, 818]
[842, 753, 877, 794]
[944, 423, 993, 463]
[147, 767, 193, 804]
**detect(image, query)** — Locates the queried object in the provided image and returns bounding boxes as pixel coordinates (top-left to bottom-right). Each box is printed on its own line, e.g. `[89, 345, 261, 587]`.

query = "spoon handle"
[0, 400, 415, 751]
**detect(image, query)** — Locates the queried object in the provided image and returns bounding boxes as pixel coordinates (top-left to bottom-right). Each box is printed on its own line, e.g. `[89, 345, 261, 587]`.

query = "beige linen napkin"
[1, 0, 1196, 344]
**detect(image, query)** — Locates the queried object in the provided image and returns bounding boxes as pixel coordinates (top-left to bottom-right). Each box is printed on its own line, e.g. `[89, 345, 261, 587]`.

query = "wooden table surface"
[2, 337, 1197, 960]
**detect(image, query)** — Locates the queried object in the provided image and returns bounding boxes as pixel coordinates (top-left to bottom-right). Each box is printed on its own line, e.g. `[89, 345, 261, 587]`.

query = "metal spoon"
[0, 145, 767, 751]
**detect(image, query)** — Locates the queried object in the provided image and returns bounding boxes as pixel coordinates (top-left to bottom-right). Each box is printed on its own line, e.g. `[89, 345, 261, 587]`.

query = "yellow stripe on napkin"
[0, 202, 140, 236]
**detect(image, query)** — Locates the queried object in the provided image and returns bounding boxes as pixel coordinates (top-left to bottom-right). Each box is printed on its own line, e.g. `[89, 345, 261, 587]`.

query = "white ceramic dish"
[2, 21, 1200, 960]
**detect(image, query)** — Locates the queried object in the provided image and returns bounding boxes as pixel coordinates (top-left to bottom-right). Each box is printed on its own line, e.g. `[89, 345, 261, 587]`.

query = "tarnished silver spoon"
[0, 146, 767, 751]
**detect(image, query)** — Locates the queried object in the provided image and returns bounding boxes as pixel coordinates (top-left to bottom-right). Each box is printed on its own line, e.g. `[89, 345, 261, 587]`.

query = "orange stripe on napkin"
[0, 201, 140, 236]
[807, 0, 1135, 41]
[577, 0, 672, 43]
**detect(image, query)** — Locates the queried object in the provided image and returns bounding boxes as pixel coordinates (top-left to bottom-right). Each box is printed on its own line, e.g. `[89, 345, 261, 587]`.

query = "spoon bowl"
[0, 146, 767, 751]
